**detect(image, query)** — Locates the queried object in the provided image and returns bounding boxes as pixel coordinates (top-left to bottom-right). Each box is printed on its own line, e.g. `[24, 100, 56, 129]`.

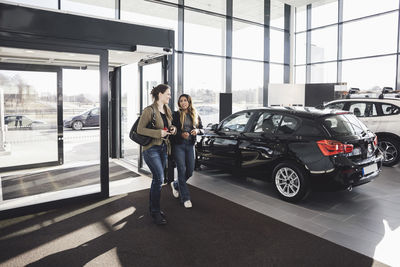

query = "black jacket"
[172, 111, 204, 145]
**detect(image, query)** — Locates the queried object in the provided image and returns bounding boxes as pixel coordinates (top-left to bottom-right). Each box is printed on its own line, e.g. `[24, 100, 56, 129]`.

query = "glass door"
[138, 57, 167, 172]
[0, 64, 62, 171]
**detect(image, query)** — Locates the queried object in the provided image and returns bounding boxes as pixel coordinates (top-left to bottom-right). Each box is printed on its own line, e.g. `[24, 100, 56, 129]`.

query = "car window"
[349, 102, 377, 117]
[295, 119, 324, 136]
[326, 102, 346, 110]
[381, 103, 400, 115]
[220, 112, 253, 133]
[91, 108, 99, 115]
[322, 114, 368, 136]
[276, 116, 299, 135]
[253, 113, 282, 134]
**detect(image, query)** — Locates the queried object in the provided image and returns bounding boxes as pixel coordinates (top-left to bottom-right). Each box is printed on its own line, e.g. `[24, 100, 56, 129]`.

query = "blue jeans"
[143, 144, 167, 214]
[173, 139, 195, 202]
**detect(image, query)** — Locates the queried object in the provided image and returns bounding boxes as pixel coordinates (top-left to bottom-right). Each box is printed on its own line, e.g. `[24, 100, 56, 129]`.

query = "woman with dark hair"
[171, 94, 204, 208]
[137, 84, 176, 225]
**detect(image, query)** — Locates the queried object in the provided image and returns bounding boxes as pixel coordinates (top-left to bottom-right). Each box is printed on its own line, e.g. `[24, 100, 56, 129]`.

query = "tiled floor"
[188, 164, 400, 267]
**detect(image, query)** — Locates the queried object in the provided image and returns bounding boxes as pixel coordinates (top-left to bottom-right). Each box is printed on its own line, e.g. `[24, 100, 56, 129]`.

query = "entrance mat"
[0, 185, 386, 267]
[1, 162, 140, 200]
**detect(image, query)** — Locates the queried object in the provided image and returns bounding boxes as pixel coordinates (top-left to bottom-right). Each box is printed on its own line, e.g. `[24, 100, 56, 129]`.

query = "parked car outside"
[63, 107, 99, 130]
[4, 115, 47, 130]
[321, 97, 400, 166]
[196, 107, 383, 202]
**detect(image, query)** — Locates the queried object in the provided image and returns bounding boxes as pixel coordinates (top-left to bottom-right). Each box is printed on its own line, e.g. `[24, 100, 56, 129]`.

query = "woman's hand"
[161, 129, 171, 138]
[190, 129, 198, 136]
[181, 132, 190, 139]
[169, 126, 177, 135]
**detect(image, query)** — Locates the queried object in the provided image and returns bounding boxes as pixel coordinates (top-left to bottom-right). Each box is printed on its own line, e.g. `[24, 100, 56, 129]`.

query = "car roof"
[325, 98, 400, 105]
[237, 106, 350, 119]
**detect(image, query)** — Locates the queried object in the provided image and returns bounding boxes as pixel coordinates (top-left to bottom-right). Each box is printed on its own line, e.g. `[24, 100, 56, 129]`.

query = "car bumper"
[309, 152, 384, 191]
[63, 121, 72, 128]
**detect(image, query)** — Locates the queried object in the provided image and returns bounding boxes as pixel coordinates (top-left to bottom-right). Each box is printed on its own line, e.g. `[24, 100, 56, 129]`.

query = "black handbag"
[129, 106, 156, 146]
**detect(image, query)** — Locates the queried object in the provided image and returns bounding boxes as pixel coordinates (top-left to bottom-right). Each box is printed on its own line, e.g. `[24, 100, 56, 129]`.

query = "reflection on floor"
[1, 162, 140, 200]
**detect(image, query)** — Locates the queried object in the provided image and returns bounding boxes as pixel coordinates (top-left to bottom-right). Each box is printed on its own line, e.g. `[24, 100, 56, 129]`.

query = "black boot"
[152, 212, 167, 225]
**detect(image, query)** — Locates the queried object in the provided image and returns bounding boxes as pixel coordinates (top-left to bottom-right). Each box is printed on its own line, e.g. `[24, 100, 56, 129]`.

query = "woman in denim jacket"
[137, 84, 176, 225]
[170, 94, 204, 208]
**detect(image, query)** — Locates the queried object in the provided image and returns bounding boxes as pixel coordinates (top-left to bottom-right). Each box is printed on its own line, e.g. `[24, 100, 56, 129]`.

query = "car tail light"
[317, 140, 354, 156]
[373, 136, 378, 147]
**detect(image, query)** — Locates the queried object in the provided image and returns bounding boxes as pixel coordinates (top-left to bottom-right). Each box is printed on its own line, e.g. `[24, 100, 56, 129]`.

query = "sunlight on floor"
[374, 219, 400, 267]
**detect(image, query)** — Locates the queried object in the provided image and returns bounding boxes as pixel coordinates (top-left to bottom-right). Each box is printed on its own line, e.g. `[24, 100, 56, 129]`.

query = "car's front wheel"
[379, 136, 400, 167]
[72, 120, 83, 130]
[272, 162, 309, 202]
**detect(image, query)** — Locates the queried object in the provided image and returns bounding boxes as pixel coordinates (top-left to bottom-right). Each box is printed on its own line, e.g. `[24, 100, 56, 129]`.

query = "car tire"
[379, 136, 400, 167]
[72, 120, 83, 130]
[272, 161, 310, 202]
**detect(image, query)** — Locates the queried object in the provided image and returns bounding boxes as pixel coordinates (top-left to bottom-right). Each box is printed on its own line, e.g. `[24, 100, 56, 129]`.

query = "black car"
[196, 107, 383, 202]
[63, 107, 99, 130]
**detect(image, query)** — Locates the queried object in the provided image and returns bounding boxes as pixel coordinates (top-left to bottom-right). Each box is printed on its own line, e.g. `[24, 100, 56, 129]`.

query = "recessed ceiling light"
[68, 53, 75, 56]
[25, 50, 34, 53]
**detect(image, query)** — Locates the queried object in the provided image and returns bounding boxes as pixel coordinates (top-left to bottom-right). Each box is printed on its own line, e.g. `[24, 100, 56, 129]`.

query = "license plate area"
[362, 163, 378, 176]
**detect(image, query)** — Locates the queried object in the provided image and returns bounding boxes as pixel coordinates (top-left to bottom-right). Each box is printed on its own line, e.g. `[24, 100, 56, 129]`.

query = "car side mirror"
[210, 123, 219, 131]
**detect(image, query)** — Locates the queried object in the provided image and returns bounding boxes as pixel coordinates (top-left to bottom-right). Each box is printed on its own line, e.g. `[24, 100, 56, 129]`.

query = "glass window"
[270, 64, 284, 84]
[184, 54, 225, 126]
[5, 0, 57, 9]
[311, 0, 338, 29]
[310, 62, 337, 83]
[62, 0, 115, 19]
[233, 0, 264, 24]
[270, 29, 284, 63]
[381, 103, 400, 115]
[221, 111, 253, 132]
[253, 113, 282, 134]
[323, 114, 368, 136]
[295, 32, 306, 65]
[121, 0, 178, 49]
[295, 66, 306, 84]
[277, 116, 299, 134]
[342, 55, 396, 91]
[270, 0, 285, 29]
[295, 119, 324, 136]
[326, 102, 346, 110]
[343, 0, 399, 21]
[232, 59, 263, 113]
[233, 21, 264, 60]
[349, 102, 377, 117]
[296, 5, 307, 32]
[185, 0, 226, 14]
[342, 13, 398, 59]
[310, 26, 337, 63]
[184, 10, 226, 56]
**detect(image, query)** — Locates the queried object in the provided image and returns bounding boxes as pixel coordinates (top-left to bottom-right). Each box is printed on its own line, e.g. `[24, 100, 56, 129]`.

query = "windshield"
[322, 114, 369, 136]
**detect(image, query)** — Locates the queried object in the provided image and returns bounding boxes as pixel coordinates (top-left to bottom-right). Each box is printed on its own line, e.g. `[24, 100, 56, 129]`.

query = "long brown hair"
[151, 84, 172, 120]
[178, 94, 198, 130]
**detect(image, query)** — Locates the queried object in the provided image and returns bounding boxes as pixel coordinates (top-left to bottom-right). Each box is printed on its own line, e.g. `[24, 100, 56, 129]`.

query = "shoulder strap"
[150, 106, 156, 128]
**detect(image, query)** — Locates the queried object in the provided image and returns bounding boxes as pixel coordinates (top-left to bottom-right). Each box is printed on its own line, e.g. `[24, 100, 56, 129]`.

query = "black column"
[100, 50, 109, 198]
[263, 0, 271, 106]
[284, 4, 291, 83]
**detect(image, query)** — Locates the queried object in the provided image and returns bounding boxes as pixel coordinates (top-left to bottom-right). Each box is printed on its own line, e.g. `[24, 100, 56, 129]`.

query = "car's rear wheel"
[379, 136, 400, 167]
[72, 120, 83, 130]
[272, 161, 309, 202]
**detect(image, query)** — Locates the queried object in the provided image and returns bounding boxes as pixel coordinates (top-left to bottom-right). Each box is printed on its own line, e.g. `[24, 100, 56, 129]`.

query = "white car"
[322, 97, 400, 166]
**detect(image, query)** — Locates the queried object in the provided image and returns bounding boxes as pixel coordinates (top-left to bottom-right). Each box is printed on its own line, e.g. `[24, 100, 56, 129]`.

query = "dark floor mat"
[0, 185, 387, 267]
[1, 162, 140, 200]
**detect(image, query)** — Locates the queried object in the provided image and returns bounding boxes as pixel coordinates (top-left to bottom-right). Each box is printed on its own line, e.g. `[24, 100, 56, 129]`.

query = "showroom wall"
[295, 0, 400, 92]
[5, 0, 289, 125]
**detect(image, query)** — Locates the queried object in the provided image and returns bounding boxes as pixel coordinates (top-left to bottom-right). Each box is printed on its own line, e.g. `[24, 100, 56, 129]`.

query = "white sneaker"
[184, 200, 192, 208]
[171, 183, 179, 198]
